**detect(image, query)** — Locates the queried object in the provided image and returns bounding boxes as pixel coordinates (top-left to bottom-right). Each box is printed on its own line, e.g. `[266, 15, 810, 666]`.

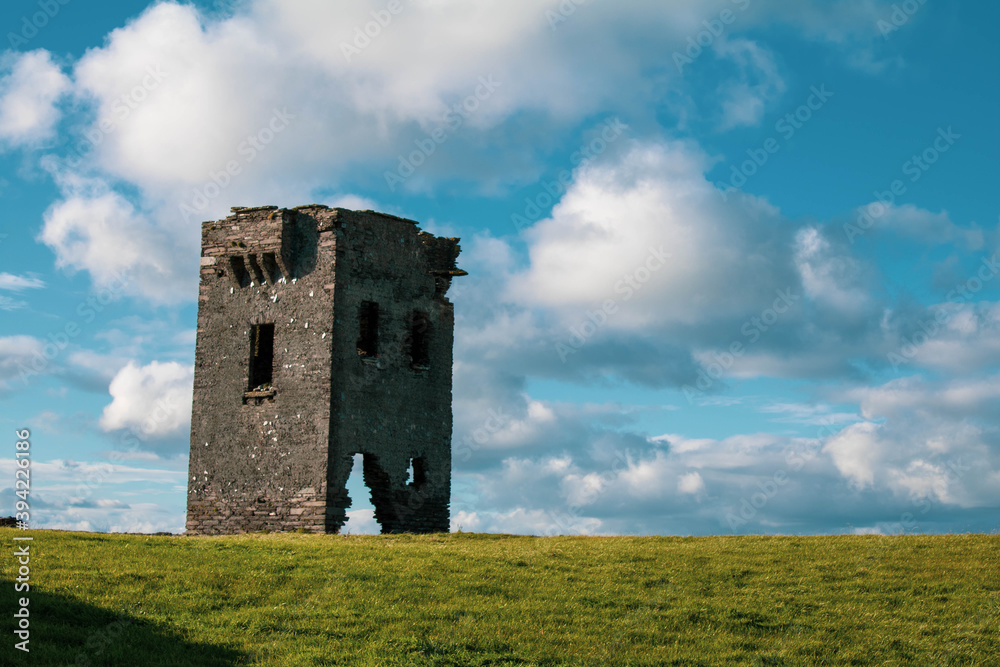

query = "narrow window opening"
[228, 256, 251, 288]
[246, 254, 265, 285]
[408, 311, 431, 369]
[261, 252, 281, 284]
[249, 324, 275, 390]
[357, 301, 379, 358]
[408, 457, 427, 488]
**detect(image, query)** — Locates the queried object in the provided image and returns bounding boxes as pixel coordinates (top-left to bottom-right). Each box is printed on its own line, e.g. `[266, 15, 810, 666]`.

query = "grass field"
[2, 530, 998, 665]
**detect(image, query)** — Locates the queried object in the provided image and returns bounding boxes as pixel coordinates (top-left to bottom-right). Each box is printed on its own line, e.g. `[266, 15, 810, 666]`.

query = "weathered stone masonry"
[186, 205, 465, 534]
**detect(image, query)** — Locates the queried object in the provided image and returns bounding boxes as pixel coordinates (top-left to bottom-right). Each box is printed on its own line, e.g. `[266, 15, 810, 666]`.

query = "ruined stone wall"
[187, 206, 336, 534]
[186, 205, 462, 535]
[324, 209, 458, 533]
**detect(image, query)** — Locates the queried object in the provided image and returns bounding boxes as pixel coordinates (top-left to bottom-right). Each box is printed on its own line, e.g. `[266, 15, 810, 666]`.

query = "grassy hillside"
[2, 530, 998, 665]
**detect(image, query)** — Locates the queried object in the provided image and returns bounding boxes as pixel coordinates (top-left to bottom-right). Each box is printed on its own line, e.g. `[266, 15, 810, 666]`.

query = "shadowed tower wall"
[186, 205, 463, 534]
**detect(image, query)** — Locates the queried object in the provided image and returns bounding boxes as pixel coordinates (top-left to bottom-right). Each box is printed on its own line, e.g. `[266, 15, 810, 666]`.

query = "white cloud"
[678, 471, 705, 495]
[508, 139, 796, 329]
[0, 457, 188, 532]
[824, 421, 883, 488]
[0, 273, 45, 291]
[822, 375, 1000, 508]
[0, 273, 45, 310]
[39, 183, 195, 302]
[0, 50, 70, 147]
[449, 507, 604, 536]
[795, 226, 877, 320]
[0, 335, 44, 389]
[714, 38, 786, 130]
[849, 374, 1000, 424]
[0, 296, 27, 311]
[16, 0, 910, 303]
[889, 302, 1000, 374]
[99, 361, 194, 439]
[446, 139, 902, 393]
[861, 203, 983, 248]
[888, 460, 956, 505]
[62, 0, 701, 203]
[342, 509, 380, 535]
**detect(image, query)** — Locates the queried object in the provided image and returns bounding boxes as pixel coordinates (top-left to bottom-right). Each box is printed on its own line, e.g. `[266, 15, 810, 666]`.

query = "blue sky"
[1, 0, 998, 535]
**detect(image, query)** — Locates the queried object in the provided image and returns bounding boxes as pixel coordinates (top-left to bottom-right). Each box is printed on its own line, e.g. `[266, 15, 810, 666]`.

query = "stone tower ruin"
[185, 205, 464, 534]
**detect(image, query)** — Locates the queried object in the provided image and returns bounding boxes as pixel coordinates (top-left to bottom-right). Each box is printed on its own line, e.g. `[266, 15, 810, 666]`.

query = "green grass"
[2, 530, 998, 665]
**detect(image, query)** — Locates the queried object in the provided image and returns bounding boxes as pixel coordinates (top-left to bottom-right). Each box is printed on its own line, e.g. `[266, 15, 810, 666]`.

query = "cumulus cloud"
[0, 50, 70, 147]
[848, 374, 1000, 424]
[475, 138, 897, 388]
[39, 177, 196, 302]
[678, 471, 705, 495]
[819, 374, 1000, 509]
[99, 361, 194, 442]
[451, 404, 1000, 536]
[15, 0, 907, 301]
[885, 301, 1000, 374]
[509, 139, 797, 328]
[824, 421, 883, 488]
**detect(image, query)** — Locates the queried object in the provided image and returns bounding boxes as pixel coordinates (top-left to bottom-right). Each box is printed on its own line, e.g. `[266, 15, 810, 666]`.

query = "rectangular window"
[246, 254, 265, 285]
[228, 256, 250, 288]
[407, 457, 427, 488]
[261, 252, 282, 284]
[357, 301, 379, 358]
[249, 324, 274, 389]
[408, 311, 431, 369]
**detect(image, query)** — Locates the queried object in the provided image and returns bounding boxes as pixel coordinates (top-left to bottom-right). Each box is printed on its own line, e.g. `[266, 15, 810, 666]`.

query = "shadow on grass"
[2, 584, 247, 666]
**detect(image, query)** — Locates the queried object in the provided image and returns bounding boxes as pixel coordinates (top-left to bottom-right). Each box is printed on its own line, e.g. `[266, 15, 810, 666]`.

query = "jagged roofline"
[207, 205, 468, 277]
